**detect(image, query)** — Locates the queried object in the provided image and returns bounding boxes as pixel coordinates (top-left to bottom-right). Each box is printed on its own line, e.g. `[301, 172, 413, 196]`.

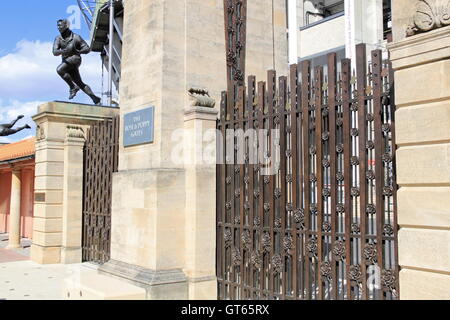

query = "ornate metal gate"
[216, 44, 399, 300]
[82, 116, 119, 264]
[217, 0, 398, 301]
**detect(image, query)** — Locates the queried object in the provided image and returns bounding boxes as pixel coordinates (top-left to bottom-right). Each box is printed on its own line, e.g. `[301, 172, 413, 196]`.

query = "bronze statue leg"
[0, 125, 31, 137]
[0, 115, 24, 129]
[57, 62, 76, 89]
[69, 68, 101, 105]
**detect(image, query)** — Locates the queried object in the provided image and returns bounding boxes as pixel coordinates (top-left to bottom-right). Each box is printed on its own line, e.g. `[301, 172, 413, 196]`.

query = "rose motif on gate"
[253, 216, 261, 227]
[271, 254, 283, 274]
[351, 187, 360, 197]
[336, 204, 345, 214]
[351, 128, 359, 137]
[274, 218, 282, 230]
[383, 186, 394, 197]
[274, 188, 282, 199]
[351, 223, 361, 234]
[363, 243, 378, 265]
[322, 222, 332, 232]
[406, 0, 450, 37]
[232, 247, 241, 266]
[283, 234, 294, 254]
[294, 209, 305, 227]
[320, 261, 332, 281]
[251, 251, 262, 269]
[383, 224, 395, 236]
[241, 230, 251, 250]
[349, 265, 363, 283]
[381, 269, 398, 295]
[366, 170, 376, 180]
[306, 237, 318, 257]
[262, 232, 272, 253]
[333, 240, 346, 261]
[224, 228, 232, 247]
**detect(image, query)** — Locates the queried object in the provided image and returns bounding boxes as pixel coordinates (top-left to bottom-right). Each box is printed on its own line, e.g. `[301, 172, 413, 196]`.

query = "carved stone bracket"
[188, 87, 216, 108]
[406, 0, 450, 37]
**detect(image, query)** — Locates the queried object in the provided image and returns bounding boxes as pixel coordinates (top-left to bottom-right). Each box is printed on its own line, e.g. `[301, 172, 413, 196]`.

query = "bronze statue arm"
[53, 38, 63, 56]
[76, 36, 91, 55]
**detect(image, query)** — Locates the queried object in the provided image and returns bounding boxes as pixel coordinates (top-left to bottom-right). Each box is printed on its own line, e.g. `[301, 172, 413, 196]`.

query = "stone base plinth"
[64, 265, 146, 300]
[99, 260, 188, 300]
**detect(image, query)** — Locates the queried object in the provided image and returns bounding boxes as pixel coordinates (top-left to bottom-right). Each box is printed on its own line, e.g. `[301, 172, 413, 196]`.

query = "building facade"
[0, 138, 36, 245]
[2, 0, 446, 300]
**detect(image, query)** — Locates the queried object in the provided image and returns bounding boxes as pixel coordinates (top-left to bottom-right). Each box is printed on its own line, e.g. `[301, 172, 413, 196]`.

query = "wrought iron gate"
[82, 116, 119, 264]
[216, 44, 399, 300]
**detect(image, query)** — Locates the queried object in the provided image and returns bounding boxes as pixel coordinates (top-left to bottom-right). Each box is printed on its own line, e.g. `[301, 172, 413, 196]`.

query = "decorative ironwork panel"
[82, 116, 119, 264]
[217, 44, 399, 300]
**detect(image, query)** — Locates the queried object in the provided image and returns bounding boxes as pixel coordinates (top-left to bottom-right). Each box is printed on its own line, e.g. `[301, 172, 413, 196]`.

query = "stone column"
[389, 0, 450, 300]
[61, 126, 86, 264]
[31, 101, 119, 264]
[183, 106, 218, 300]
[94, 0, 288, 300]
[6, 170, 21, 249]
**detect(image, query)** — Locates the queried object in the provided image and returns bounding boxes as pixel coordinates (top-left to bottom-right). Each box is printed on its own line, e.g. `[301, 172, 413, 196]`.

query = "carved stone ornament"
[188, 87, 216, 108]
[66, 125, 85, 139]
[406, 0, 450, 37]
[36, 124, 46, 141]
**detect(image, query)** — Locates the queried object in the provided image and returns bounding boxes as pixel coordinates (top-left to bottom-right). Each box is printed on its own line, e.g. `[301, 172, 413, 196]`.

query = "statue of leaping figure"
[0, 115, 31, 137]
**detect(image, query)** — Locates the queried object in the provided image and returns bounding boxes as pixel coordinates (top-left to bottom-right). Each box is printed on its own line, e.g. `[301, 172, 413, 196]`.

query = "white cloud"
[0, 39, 103, 103]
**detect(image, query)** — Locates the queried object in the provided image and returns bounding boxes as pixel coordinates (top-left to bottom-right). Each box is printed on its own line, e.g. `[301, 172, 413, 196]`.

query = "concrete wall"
[299, 14, 345, 58]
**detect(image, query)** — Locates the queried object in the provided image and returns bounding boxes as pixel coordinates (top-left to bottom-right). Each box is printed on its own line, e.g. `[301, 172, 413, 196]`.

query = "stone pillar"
[183, 106, 218, 300]
[61, 126, 86, 264]
[31, 101, 119, 264]
[389, 0, 450, 300]
[6, 170, 21, 249]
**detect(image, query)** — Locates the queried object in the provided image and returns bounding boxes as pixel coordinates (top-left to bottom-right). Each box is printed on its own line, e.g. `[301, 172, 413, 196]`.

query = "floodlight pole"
[108, 0, 115, 106]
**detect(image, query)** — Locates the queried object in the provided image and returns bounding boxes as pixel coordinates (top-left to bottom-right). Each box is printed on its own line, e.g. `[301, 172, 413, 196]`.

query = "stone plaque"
[35, 193, 46, 202]
[123, 106, 155, 147]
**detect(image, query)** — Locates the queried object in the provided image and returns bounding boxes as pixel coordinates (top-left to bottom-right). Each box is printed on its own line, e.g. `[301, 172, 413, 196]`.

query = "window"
[302, 0, 345, 27]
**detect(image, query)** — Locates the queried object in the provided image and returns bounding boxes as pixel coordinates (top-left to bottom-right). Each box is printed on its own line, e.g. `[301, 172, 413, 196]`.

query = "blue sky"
[0, 0, 104, 143]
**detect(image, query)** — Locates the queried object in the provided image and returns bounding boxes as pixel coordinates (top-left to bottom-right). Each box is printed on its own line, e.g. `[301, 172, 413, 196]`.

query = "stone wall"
[389, 0, 450, 299]
[118, 0, 288, 171]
